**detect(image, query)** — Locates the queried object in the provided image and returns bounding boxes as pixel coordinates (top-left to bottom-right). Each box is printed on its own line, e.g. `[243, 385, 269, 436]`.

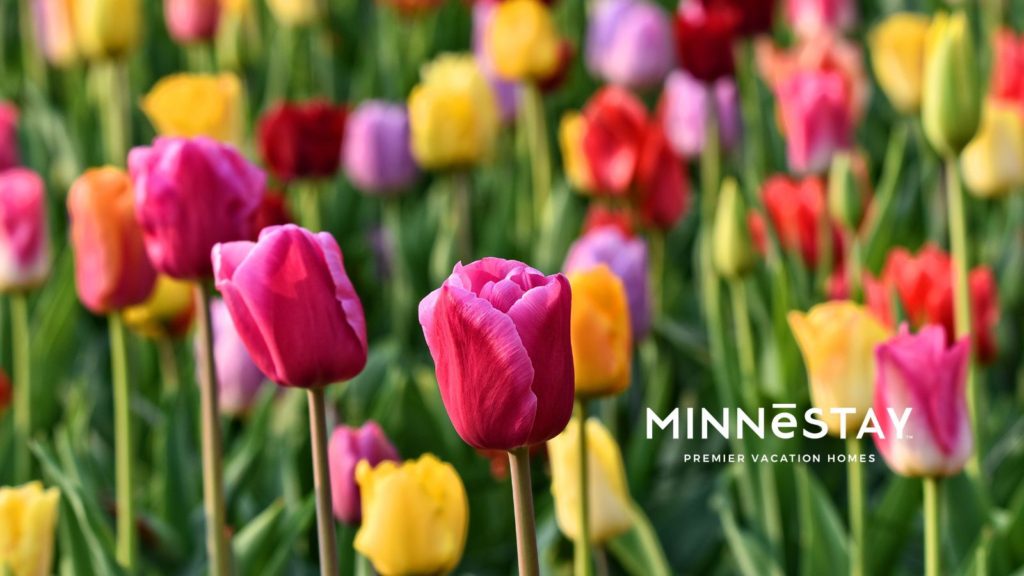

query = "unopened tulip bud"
[828, 152, 862, 230]
[713, 178, 755, 280]
[922, 11, 980, 157]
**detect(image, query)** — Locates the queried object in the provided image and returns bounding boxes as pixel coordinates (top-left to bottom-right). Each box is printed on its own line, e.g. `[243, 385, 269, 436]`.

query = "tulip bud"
[257, 100, 347, 183]
[164, 0, 221, 44]
[142, 73, 246, 145]
[586, 0, 675, 91]
[355, 454, 468, 576]
[0, 482, 60, 576]
[342, 101, 419, 195]
[713, 177, 755, 280]
[868, 13, 930, 115]
[0, 169, 50, 293]
[122, 275, 195, 340]
[921, 11, 980, 157]
[266, 0, 321, 27]
[827, 152, 862, 230]
[0, 103, 18, 171]
[960, 101, 1024, 198]
[328, 422, 400, 524]
[486, 0, 562, 82]
[568, 265, 633, 398]
[74, 0, 141, 60]
[31, 0, 78, 67]
[548, 418, 633, 544]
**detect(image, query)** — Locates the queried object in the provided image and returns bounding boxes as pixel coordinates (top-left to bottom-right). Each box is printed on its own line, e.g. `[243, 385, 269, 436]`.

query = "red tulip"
[581, 86, 648, 196]
[755, 175, 844, 268]
[164, 0, 220, 44]
[674, 0, 741, 82]
[582, 204, 636, 237]
[258, 100, 348, 183]
[249, 190, 292, 240]
[0, 368, 9, 413]
[634, 123, 690, 231]
[991, 29, 1024, 115]
[700, 0, 775, 36]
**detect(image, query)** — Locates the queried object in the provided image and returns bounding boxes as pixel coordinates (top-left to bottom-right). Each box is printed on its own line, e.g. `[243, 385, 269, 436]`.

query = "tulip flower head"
[674, 0, 740, 83]
[960, 101, 1024, 198]
[713, 178, 755, 280]
[634, 121, 690, 231]
[74, 0, 141, 60]
[342, 101, 419, 195]
[198, 298, 268, 415]
[580, 86, 648, 195]
[122, 275, 196, 339]
[142, 74, 245, 145]
[419, 258, 574, 450]
[776, 70, 852, 174]
[991, 29, 1024, 116]
[921, 11, 980, 157]
[267, 0, 321, 26]
[568, 265, 633, 397]
[559, 112, 597, 192]
[328, 422, 400, 524]
[258, 100, 348, 183]
[755, 175, 845, 269]
[31, 0, 79, 67]
[786, 0, 856, 40]
[0, 369, 9, 413]
[486, 0, 563, 82]
[699, 0, 775, 36]
[0, 169, 50, 293]
[0, 103, 18, 171]
[586, 0, 675, 91]
[868, 12, 930, 115]
[659, 69, 741, 160]
[0, 482, 60, 576]
[164, 0, 221, 44]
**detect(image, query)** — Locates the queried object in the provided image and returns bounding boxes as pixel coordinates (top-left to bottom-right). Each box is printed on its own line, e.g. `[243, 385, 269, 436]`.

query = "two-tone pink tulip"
[0, 169, 49, 292]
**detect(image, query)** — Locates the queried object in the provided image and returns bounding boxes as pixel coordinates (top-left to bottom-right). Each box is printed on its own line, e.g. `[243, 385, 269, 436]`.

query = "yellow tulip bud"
[266, 0, 321, 27]
[960, 101, 1024, 199]
[569, 265, 632, 397]
[788, 301, 892, 437]
[922, 11, 981, 157]
[0, 482, 60, 576]
[122, 276, 196, 340]
[355, 454, 468, 576]
[559, 112, 595, 193]
[408, 55, 500, 170]
[712, 177, 755, 280]
[74, 0, 141, 60]
[486, 0, 562, 82]
[828, 152, 863, 230]
[548, 418, 633, 544]
[141, 73, 245, 144]
[868, 13, 930, 115]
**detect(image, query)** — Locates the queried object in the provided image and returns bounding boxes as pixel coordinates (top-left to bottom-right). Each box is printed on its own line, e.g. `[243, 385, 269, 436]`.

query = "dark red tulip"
[700, 0, 775, 36]
[581, 86, 648, 196]
[582, 204, 636, 238]
[258, 100, 348, 183]
[634, 123, 689, 231]
[674, 0, 741, 82]
[249, 190, 292, 239]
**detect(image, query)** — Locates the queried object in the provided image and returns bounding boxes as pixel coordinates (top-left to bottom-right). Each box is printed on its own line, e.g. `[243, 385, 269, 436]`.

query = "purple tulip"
[564, 227, 651, 338]
[0, 168, 49, 291]
[660, 69, 741, 159]
[473, 0, 521, 123]
[197, 298, 268, 415]
[342, 101, 419, 195]
[419, 258, 574, 450]
[328, 422, 399, 524]
[586, 0, 675, 90]
[0, 103, 18, 170]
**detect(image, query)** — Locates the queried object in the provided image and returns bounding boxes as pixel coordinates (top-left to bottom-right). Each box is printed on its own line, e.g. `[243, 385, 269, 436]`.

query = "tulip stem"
[923, 477, 941, 576]
[846, 436, 865, 576]
[108, 314, 137, 570]
[157, 338, 181, 396]
[384, 197, 411, 347]
[307, 388, 339, 576]
[508, 446, 540, 576]
[522, 83, 551, 240]
[101, 60, 132, 166]
[301, 182, 323, 232]
[194, 284, 232, 576]
[576, 402, 593, 576]
[11, 292, 31, 483]
[453, 171, 472, 261]
[863, 122, 909, 269]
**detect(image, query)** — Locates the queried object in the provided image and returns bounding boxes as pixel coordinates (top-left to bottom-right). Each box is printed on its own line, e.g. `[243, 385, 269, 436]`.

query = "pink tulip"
[200, 298, 268, 415]
[659, 69, 741, 159]
[328, 422, 399, 524]
[419, 258, 574, 450]
[213, 225, 368, 388]
[776, 70, 851, 174]
[873, 325, 972, 478]
[586, 0, 676, 90]
[786, 0, 856, 40]
[0, 169, 49, 291]
[0, 103, 18, 170]
[130, 137, 265, 279]
[164, 0, 221, 44]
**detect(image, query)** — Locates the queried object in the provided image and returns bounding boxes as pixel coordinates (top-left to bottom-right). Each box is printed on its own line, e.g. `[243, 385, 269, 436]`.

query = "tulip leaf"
[606, 502, 672, 576]
[712, 483, 782, 576]
[867, 475, 921, 575]
[795, 464, 848, 576]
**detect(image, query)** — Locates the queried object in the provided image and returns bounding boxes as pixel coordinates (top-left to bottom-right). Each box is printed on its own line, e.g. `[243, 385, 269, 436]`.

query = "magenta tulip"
[199, 298, 268, 415]
[0, 168, 49, 292]
[0, 103, 18, 170]
[873, 325, 972, 477]
[213, 224, 368, 388]
[419, 258, 574, 450]
[130, 137, 265, 279]
[164, 0, 221, 44]
[328, 422, 399, 524]
[776, 70, 851, 174]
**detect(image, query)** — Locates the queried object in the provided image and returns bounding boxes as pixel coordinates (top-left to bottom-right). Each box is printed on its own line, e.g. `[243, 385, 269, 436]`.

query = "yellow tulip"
[868, 13, 930, 115]
[0, 482, 60, 576]
[355, 454, 468, 576]
[74, 0, 141, 60]
[712, 177, 754, 280]
[141, 73, 245, 144]
[788, 301, 892, 437]
[961, 101, 1024, 198]
[559, 112, 594, 193]
[548, 418, 633, 544]
[486, 0, 561, 82]
[266, 0, 321, 26]
[122, 276, 195, 340]
[922, 11, 980, 157]
[408, 54, 500, 170]
[569, 265, 632, 397]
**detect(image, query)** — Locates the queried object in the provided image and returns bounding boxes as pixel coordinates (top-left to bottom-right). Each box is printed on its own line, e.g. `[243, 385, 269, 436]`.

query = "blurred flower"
[249, 190, 292, 238]
[75, 0, 140, 59]
[582, 204, 636, 237]
[408, 55, 500, 170]
[864, 244, 999, 363]
[0, 369, 9, 413]
[196, 298, 267, 414]
[355, 454, 468, 576]
[785, 0, 855, 39]
[699, 0, 775, 36]
[329, 422, 400, 524]
[473, 0, 521, 123]
[378, 0, 444, 16]
[826, 152, 862, 231]
[565, 227, 650, 338]
[266, 0, 320, 26]
[68, 167, 157, 314]
[586, 0, 675, 91]
[548, 418, 633, 544]
[0, 169, 50, 292]
[775, 70, 852, 174]
[486, 0, 562, 82]
[581, 86, 648, 195]
[31, 0, 78, 67]
[868, 12, 930, 115]
[213, 225, 368, 387]
[788, 301, 892, 436]
[922, 11, 980, 157]
[0, 103, 18, 170]
[123, 275, 195, 339]
[568, 265, 632, 397]
[634, 122, 689, 230]
[164, 0, 221, 44]
[129, 137, 265, 279]
[659, 69, 741, 159]
[258, 100, 347, 183]
[419, 258, 574, 450]
[559, 112, 596, 192]
[991, 29, 1024, 115]
[753, 175, 844, 269]
[343, 101, 419, 195]
[674, 0, 740, 83]
[713, 177, 754, 279]
[0, 482, 60, 576]
[873, 325, 972, 477]
[960, 101, 1024, 198]
[142, 73, 245, 144]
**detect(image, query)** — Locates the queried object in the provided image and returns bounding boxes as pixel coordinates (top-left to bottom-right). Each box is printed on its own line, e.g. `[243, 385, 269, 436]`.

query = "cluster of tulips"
[2, 0, 1024, 574]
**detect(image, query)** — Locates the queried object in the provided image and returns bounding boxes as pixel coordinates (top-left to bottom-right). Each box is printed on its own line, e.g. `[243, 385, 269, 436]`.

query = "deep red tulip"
[634, 123, 690, 231]
[258, 100, 348, 183]
[581, 86, 648, 196]
[674, 0, 741, 82]
[0, 368, 10, 413]
[700, 0, 775, 36]
[249, 190, 292, 239]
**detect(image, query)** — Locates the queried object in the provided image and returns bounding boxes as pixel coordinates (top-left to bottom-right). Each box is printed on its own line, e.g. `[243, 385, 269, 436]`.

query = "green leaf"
[606, 502, 672, 576]
[796, 465, 849, 576]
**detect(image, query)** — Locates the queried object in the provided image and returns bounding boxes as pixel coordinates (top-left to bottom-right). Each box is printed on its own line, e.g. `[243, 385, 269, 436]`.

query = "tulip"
[580, 86, 648, 195]
[564, 227, 650, 339]
[757, 175, 844, 269]
[674, 0, 740, 83]
[472, 0, 521, 123]
[485, 0, 562, 82]
[582, 204, 635, 237]
[0, 103, 18, 171]
[921, 11, 980, 157]
[547, 418, 633, 544]
[267, 0, 321, 26]
[141, 73, 245, 144]
[342, 101, 420, 195]
[74, 0, 140, 60]
[788, 301, 892, 436]
[699, 0, 775, 36]
[164, 0, 221, 44]
[0, 369, 9, 413]
[659, 70, 741, 159]
[785, 0, 856, 39]
[328, 422, 400, 524]
[213, 225, 368, 387]
[757, 34, 868, 121]
[960, 101, 1024, 198]
[191, 298, 265, 415]
[868, 13, 930, 115]
[129, 136, 265, 279]
[873, 325, 972, 477]
[0, 482, 60, 576]
[586, 0, 675, 91]
[712, 178, 754, 280]
[568, 265, 632, 397]
[257, 100, 347, 183]
[355, 455, 468, 576]
[408, 55, 500, 170]
[250, 190, 293, 238]
[419, 257, 574, 450]
[775, 70, 852, 174]
[827, 152, 863, 231]
[0, 169, 49, 292]
[559, 112, 596, 192]
[68, 167, 157, 314]
[634, 122, 690, 231]
[31, 0, 78, 67]
[122, 275, 196, 339]
[991, 29, 1024, 115]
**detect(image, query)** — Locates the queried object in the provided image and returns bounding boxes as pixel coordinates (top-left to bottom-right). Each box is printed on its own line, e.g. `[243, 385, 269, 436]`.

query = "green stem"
[847, 436, 865, 576]
[863, 122, 909, 270]
[522, 83, 551, 238]
[186, 43, 216, 73]
[923, 477, 941, 576]
[307, 388, 339, 576]
[101, 60, 131, 167]
[11, 293, 31, 482]
[847, 235, 862, 304]
[355, 553, 374, 576]
[109, 314, 136, 570]
[18, 0, 48, 92]
[508, 447, 540, 576]
[384, 198, 410, 347]
[157, 338, 180, 397]
[453, 172, 472, 261]
[301, 182, 323, 231]
[649, 231, 666, 320]
[576, 402, 593, 576]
